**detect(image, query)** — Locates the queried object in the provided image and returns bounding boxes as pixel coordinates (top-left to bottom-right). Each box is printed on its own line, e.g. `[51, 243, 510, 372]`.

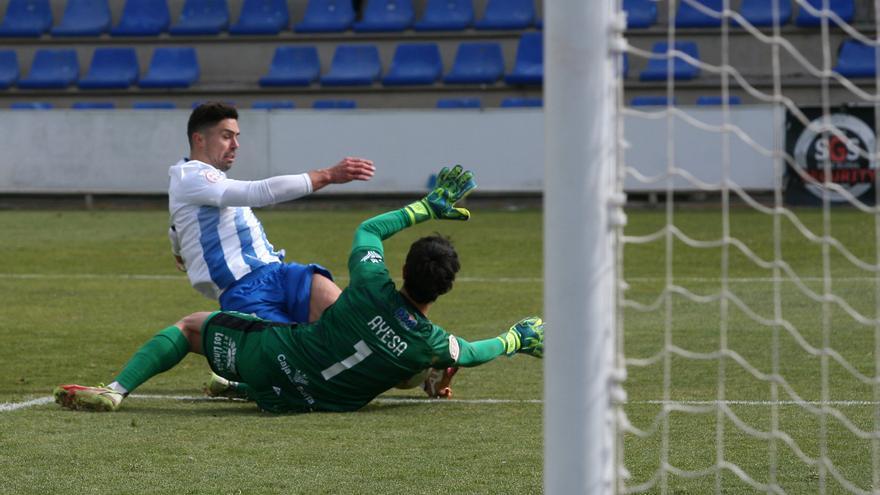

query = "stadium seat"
[51, 0, 111, 36]
[443, 42, 505, 84]
[474, 0, 535, 29]
[795, 0, 854, 26]
[675, 0, 722, 27]
[736, 0, 792, 27]
[111, 0, 170, 36]
[10, 102, 52, 109]
[294, 0, 355, 32]
[622, 52, 629, 78]
[631, 96, 676, 106]
[623, 0, 658, 28]
[18, 49, 78, 89]
[230, 0, 288, 34]
[436, 97, 481, 108]
[696, 95, 742, 105]
[72, 102, 115, 109]
[170, 0, 229, 35]
[320, 45, 381, 86]
[414, 0, 474, 31]
[258, 46, 320, 87]
[639, 41, 701, 81]
[834, 40, 876, 78]
[139, 48, 199, 88]
[505, 32, 542, 85]
[0, 0, 52, 37]
[252, 100, 295, 109]
[500, 97, 542, 107]
[133, 101, 176, 109]
[354, 0, 414, 31]
[78, 48, 139, 89]
[313, 99, 357, 109]
[0, 51, 20, 89]
[382, 43, 442, 85]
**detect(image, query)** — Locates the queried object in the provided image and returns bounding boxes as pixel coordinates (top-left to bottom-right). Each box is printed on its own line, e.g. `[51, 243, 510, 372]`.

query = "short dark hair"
[187, 102, 238, 146]
[403, 234, 460, 304]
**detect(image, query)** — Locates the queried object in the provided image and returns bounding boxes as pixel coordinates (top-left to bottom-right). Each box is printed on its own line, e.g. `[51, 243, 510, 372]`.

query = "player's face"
[199, 118, 240, 171]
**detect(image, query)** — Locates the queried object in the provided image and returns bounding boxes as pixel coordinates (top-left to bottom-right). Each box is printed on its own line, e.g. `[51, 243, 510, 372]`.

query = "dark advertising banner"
[785, 106, 877, 206]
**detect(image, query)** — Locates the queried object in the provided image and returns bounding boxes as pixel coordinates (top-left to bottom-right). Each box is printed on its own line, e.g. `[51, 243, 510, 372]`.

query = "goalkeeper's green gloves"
[497, 316, 544, 358]
[404, 164, 477, 224]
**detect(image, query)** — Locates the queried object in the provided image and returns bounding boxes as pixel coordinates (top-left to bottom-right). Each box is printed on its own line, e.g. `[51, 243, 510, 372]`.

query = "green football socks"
[114, 326, 190, 393]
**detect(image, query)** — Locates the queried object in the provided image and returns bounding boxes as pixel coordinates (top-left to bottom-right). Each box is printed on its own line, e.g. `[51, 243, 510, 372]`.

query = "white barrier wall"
[0, 108, 777, 194]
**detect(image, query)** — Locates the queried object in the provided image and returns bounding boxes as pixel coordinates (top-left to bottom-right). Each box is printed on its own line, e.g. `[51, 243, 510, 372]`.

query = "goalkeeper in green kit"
[54, 165, 544, 413]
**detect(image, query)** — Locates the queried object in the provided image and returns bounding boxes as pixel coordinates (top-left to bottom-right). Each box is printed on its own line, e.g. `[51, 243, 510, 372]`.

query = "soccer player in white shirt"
[169, 102, 375, 324]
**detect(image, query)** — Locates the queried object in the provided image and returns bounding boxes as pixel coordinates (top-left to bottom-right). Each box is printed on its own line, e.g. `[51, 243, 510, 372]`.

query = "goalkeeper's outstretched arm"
[453, 316, 545, 367]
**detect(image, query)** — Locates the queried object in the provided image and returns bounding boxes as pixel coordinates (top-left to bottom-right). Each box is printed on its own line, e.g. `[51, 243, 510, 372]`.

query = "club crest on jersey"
[394, 307, 418, 331]
[360, 250, 383, 264]
[203, 168, 222, 183]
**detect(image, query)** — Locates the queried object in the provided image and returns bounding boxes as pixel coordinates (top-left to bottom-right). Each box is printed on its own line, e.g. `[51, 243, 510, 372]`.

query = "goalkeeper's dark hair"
[403, 234, 460, 304]
[187, 102, 238, 146]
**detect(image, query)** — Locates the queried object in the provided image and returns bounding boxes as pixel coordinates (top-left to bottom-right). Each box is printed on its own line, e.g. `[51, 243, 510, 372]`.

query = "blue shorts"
[218, 262, 333, 324]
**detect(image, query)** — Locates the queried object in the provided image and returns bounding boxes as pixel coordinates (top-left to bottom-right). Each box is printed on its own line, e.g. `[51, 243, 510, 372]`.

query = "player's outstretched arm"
[453, 316, 545, 367]
[309, 156, 375, 191]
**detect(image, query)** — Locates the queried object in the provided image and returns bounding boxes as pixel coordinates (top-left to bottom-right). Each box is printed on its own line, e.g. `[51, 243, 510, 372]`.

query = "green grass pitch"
[0, 206, 878, 494]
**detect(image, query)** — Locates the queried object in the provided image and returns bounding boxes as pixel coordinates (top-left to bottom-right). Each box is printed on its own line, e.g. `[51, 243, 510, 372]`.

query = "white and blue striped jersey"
[168, 159, 283, 300]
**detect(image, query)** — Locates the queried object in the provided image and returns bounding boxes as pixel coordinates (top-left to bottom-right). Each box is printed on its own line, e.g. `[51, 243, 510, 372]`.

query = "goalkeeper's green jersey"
[214, 208, 501, 413]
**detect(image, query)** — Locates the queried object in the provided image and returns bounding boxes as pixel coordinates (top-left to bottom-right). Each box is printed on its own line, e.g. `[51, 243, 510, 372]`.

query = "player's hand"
[173, 255, 186, 272]
[422, 165, 477, 221]
[327, 157, 375, 184]
[497, 316, 544, 358]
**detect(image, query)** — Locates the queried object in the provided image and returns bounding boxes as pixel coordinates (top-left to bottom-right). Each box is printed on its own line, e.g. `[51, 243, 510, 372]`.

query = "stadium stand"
[413, 0, 474, 31]
[229, 0, 289, 35]
[631, 96, 677, 106]
[0, 51, 19, 89]
[320, 44, 382, 86]
[294, 0, 355, 33]
[623, 0, 658, 28]
[252, 100, 296, 109]
[10, 102, 52, 109]
[639, 41, 701, 81]
[443, 42, 505, 84]
[505, 32, 542, 85]
[133, 102, 176, 109]
[675, 0, 722, 27]
[622, 52, 629, 78]
[475, 0, 536, 30]
[794, 0, 854, 26]
[78, 48, 139, 90]
[51, 0, 111, 37]
[0, 0, 52, 37]
[313, 99, 357, 108]
[111, 0, 170, 36]
[500, 97, 542, 107]
[354, 0, 415, 32]
[382, 43, 443, 85]
[834, 40, 876, 77]
[169, 0, 230, 35]
[436, 97, 481, 108]
[736, 0, 792, 27]
[259, 46, 321, 87]
[72, 102, 115, 109]
[138, 48, 199, 88]
[696, 95, 742, 105]
[18, 49, 79, 89]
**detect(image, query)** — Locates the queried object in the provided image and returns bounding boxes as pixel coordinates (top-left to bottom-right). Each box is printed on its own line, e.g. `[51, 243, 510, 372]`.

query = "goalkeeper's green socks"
[112, 326, 190, 394]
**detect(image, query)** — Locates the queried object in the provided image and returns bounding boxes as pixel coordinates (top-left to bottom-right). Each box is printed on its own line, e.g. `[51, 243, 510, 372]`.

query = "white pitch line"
[0, 396, 53, 412]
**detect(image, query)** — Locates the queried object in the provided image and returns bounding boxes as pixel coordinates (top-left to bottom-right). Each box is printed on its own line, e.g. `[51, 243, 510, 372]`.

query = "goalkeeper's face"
[197, 118, 240, 172]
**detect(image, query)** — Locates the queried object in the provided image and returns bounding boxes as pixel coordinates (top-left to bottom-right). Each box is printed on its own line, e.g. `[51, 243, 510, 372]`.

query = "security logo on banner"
[785, 107, 877, 205]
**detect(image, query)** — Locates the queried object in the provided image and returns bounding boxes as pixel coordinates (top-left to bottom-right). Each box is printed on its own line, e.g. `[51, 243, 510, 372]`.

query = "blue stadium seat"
[320, 45, 381, 86]
[230, 0, 289, 34]
[313, 99, 357, 109]
[382, 43, 442, 85]
[139, 48, 199, 88]
[18, 49, 78, 89]
[11, 102, 52, 110]
[259, 46, 320, 87]
[252, 100, 295, 109]
[414, 0, 473, 31]
[0, 0, 52, 37]
[675, 0, 722, 27]
[443, 42, 505, 84]
[631, 96, 676, 106]
[294, 0, 355, 32]
[0, 51, 20, 89]
[78, 48, 139, 89]
[133, 101, 176, 109]
[51, 0, 111, 36]
[639, 41, 701, 81]
[795, 0, 854, 26]
[354, 0, 414, 32]
[834, 40, 876, 78]
[436, 97, 481, 108]
[72, 102, 115, 109]
[505, 32, 542, 85]
[111, 0, 170, 36]
[736, 0, 791, 27]
[623, 0, 657, 28]
[500, 97, 542, 107]
[696, 95, 742, 105]
[622, 52, 629, 78]
[475, 0, 535, 29]
[170, 0, 229, 35]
